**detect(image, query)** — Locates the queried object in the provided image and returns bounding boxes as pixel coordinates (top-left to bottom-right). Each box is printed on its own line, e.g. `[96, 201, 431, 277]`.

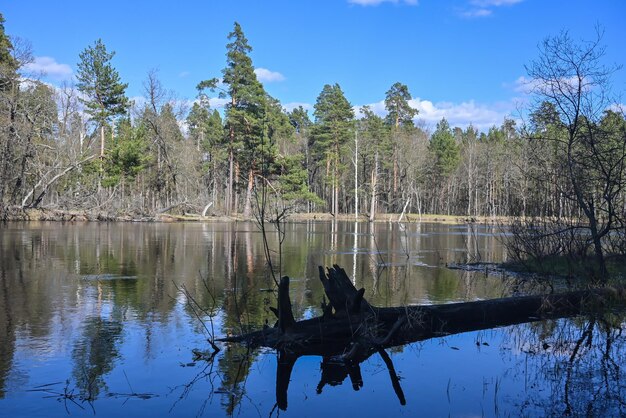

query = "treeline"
[1, 18, 625, 221]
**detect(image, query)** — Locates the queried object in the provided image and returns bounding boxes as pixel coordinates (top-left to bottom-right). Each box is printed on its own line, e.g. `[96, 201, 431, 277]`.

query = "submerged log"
[218, 264, 626, 410]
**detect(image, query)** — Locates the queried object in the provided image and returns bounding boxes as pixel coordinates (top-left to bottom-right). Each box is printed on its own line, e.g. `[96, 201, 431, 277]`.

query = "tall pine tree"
[385, 82, 417, 210]
[76, 39, 128, 160]
[0, 13, 17, 91]
[198, 22, 267, 214]
[311, 83, 354, 215]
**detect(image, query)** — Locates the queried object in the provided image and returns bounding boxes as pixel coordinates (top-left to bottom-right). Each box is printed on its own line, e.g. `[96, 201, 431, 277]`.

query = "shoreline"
[2, 207, 511, 224]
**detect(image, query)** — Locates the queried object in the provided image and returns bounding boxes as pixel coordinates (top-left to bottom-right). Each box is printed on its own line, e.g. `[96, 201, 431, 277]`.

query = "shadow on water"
[0, 221, 625, 416]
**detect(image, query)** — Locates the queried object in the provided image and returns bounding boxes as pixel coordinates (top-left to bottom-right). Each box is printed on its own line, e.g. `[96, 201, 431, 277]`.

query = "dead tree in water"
[219, 265, 626, 410]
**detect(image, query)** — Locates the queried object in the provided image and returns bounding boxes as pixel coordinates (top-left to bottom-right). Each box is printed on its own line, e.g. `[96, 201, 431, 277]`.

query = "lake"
[0, 221, 624, 417]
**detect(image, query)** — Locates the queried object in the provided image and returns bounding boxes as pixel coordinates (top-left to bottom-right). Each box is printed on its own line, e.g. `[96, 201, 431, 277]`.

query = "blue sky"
[4, 0, 626, 130]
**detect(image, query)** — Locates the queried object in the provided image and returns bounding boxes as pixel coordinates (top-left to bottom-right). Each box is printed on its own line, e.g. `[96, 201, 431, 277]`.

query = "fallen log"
[219, 265, 625, 353]
[218, 264, 626, 410]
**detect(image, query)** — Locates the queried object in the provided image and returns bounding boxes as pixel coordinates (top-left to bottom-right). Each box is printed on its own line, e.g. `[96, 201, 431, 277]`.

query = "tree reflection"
[0, 265, 13, 399]
[5, 221, 616, 416]
[206, 312, 626, 415]
[269, 344, 408, 411]
[216, 345, 255, 415]
[71, 316, 123, 399]
[503, 313, 626, 416]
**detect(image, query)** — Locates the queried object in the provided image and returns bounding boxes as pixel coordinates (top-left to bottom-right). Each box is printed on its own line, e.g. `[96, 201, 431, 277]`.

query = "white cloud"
[470, 0, 522, 6]
[129, 95, 149, 109]
[254, 68, 285, 83]
[461, 8, 492, 17]
[355, 97, 517, 131]
[178, 71, 190, 78]
[23, 56, 73, 80]
[512, 74, 593, 97]
[349, 0, 418, 5]
[208, 97, 230, 108]
[283, 102, 313, 112]
[412, 98, 510, 131]
[608, 103, 625, 114]
[512, 75, 535, 94]
[178, 97, 229, 113]
[353, 101, 386, 118]
[461, 0, 522, 18]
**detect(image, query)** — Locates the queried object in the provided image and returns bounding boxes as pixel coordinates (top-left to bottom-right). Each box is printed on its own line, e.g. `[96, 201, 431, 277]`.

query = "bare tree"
[525, 28, 625, 282]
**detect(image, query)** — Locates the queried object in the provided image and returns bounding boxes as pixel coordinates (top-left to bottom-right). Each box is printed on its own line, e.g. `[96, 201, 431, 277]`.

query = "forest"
[1, 17, 625, 226]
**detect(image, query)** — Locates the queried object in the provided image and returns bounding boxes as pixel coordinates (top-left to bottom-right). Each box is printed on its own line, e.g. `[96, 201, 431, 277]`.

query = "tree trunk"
[234, 160, 240, 215]
[369, 151, 378, 222]
[227, 147, 233, 215]
[354, 130, 358, 221]
[243, 169, 254, 218]
[221, 265, 626, 353]
[100, 125, 105, 159]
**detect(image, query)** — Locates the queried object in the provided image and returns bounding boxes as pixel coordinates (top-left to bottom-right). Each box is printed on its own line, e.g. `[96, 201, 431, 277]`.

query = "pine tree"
[76, 39, 128, 159]
[197, 22, 269, 215]
[385, 82, 417, 209]
[311, 83, 354, 215]
[385, 82, 417, 129]
[430, 118, 459, 177]
[358, 106, 390, 220]
[0, 13, 17, 91]
[197, 22, 308, 216]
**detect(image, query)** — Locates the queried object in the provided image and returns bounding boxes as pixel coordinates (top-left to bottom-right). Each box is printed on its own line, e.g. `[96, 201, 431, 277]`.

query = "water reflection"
[72, 316, 123, 399]
[276, 347, 406, 411]
[204, 312, 626, 417]
[1, 221, 623, 416]
[504, 315, 626, 416]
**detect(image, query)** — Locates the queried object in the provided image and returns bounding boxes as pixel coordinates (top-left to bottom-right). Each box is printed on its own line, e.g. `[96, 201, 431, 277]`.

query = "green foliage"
[384, 82, 417, 129]
[429, 118, 460, 177]
[0, 12, 17, 89]
[102, 118, 149, 187]
[504, 253, 626, 282]
[197, 22, 278, 174]
[598, 109, 626, 159]
[207, 110, 224, 142]
[222, 22, 259, 103]
[311, 83, 354, 166]
[195, 22, 316, 216]
[276, 153, 323, 205]
[3, 14, 622, 223]
[286, 106, 312, 159]
[359, 106, 389, 147]
[198, 22, 267, 153]
[0, 13, 14, 64]
[187, 103, 225, 152]
[288, 106, 312, 135]
[242, 96, 287, 175]
[358, 105, 391, 166]
[486, 118, 518, 143]
[462, 124, 479, 144]
[186, 102, 210, 139]
[157, 103, 184, 143]
[281, 106, 321, 206]
[76, 39, 128, 126]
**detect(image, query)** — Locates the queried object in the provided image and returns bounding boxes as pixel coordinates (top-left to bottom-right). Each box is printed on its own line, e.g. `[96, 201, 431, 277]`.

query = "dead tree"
[219, 264, 626, 410]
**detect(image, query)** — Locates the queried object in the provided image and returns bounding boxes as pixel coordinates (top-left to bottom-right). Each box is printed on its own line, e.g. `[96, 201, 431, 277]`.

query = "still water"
[0, 221, 624, 417]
